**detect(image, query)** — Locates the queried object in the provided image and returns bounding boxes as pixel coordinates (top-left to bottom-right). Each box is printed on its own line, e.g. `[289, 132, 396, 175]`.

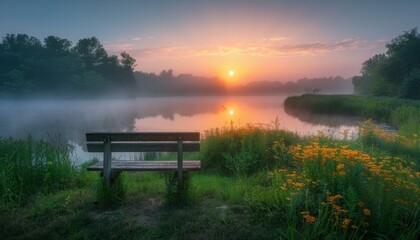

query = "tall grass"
[199, 121, 419, 239]
[0, 137, 76, 205]
[201, 125, 300, 176]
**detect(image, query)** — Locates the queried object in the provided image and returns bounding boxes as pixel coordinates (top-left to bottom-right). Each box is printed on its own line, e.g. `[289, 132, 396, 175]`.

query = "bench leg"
[175, 171, 188, 189]
[100, 170, 122, 185]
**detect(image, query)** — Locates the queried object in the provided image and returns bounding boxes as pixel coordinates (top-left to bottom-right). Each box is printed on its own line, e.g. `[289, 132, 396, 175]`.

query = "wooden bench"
[86, 132, 200, 186]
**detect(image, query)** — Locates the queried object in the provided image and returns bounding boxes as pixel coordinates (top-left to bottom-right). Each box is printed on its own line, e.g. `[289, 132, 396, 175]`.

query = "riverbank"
[1, 122, 419, 239]
[284, 94, 420, 137]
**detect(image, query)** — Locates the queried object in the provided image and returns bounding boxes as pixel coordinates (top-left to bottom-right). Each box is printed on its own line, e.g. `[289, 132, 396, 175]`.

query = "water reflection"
[284, 107, 361, 128]
[0, 96, 360, 160]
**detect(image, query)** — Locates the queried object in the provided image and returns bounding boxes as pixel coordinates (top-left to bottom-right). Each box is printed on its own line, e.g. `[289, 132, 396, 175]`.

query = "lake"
[0, 96, 361, 162]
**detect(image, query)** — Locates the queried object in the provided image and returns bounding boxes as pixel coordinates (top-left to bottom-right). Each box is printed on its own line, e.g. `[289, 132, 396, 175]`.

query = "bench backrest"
[86, 132, 200, 186]
[86, 132, 200, 153]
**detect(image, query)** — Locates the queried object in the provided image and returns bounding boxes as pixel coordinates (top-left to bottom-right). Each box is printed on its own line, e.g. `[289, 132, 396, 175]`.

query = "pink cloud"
[105, 38, 386, 60]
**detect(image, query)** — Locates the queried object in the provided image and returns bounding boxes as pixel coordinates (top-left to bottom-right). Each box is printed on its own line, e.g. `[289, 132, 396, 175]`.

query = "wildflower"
[301, 212, 316, 224]
[328, 194, 342, 203]
[363, 208, 371, 216]
[304, 215, 316, 223]
[341, 219, 351, 229]
[336, 164, 345, 170]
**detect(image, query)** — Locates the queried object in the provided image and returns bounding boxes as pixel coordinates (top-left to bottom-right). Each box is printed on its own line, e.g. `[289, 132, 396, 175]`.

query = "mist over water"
[0, 96, 360, 162]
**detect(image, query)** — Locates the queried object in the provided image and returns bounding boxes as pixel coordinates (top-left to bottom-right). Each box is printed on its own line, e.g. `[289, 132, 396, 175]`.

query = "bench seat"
[87, 160, 201, 171]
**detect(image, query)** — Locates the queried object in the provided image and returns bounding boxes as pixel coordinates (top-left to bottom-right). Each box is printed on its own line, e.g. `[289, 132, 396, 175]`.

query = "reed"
[201, 125, 300, 176]
[0, 136, 76, 205]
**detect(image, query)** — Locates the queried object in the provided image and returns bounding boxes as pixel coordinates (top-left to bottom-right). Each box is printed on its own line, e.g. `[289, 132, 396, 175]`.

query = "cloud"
[105, 37, 386, 60]
[189, 38, 384, 57]
[134, 46, 190, 59]
[103, 43, 136, 54]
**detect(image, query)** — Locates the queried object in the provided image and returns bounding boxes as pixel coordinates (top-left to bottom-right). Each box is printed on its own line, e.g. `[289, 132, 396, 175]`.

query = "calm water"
[0, 96, 360, 162]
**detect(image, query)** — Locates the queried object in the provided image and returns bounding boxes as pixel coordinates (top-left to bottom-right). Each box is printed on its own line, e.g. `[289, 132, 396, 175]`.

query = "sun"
[228, 70, 235, 77]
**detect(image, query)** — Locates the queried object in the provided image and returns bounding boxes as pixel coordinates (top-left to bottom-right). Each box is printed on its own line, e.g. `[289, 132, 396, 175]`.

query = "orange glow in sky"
[5, 1, 417, 83]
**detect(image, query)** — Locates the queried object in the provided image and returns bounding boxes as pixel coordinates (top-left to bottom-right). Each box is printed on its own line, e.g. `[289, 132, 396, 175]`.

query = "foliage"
[266, 130, 419, 239]
[201, 125, 300, 176]
[0, 34, 136, 97]
[1, 125, 419, 239]
[1, 105, 419, 238]
[95, 172, 128, 207]
[352, 28, 420, 99]
[0, 137, 76, 205]
[163, 172, 193, 208]
[400, 68, 420, 99]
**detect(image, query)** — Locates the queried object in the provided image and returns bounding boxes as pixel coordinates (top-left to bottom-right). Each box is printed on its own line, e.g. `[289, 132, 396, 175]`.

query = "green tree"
[44, 36, 71, 57]
[400, 68, 420, 99]
[72, 37, 108, 70]
[353, 28, 420, 98]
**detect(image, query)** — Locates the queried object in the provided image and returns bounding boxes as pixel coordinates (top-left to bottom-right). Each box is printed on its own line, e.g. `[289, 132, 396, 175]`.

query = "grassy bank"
[0, 137, 78, 205]
[1, 124, 419, 239]
[284, 94, 420, 137]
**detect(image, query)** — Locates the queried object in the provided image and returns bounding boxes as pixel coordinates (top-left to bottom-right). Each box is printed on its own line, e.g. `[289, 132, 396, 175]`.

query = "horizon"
[1, 0, 419, 84]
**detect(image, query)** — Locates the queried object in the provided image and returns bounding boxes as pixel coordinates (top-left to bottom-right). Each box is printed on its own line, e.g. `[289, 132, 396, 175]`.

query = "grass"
[1, 102, 419, 239]
[284, 94, 420, 137]
[0, 136, 77, 205]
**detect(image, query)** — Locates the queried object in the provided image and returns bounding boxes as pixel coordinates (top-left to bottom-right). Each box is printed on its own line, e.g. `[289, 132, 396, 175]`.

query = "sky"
[1, 0, 419, 84]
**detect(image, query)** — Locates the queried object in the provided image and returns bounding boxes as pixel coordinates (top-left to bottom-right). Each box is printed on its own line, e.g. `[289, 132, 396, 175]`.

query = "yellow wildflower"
[341, 219, 351, 229]
[363, 208, 371, 216]
[336, 164, 345, 170]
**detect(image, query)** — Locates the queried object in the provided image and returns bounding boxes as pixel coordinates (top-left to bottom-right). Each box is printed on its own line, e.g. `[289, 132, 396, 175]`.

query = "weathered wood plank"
[86, 132, 200, 142]
[103, 136, 112, 186]
[177, 138, 183, 185]
[87, 160, 201, 171]
[86, 142, 200, 152]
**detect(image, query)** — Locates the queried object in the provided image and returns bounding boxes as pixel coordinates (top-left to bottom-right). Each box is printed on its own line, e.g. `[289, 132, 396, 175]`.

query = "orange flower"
[341, 219, 351, 229]
[336, 164, 345, 170]
[363, 208, 371, 216]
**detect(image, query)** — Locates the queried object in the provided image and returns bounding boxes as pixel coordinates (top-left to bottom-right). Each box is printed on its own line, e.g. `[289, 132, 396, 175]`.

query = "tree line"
[0, 33, 354, 98]
[353, 28, 420, 99]
[0, 34, 136, 97]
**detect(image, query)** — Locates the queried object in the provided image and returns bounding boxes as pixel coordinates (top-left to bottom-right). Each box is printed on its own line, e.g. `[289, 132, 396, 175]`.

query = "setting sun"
[228, 70, 235, 77]
[229, 109, 234, 116]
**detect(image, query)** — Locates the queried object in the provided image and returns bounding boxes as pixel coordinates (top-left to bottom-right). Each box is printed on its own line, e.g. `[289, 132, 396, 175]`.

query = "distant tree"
[1, 33, 42, 54]
[44, 36, 71, 57]
[352, 28, 420, 99]
[72, 37, 108, 70]
[352, 75, 369, 95]
[399, 68, 420, 99]
[70, 71, 108, 92]
[120, 51, 136, 71]
[159, 69, 174, 79]
[0, 33, 138, 97]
